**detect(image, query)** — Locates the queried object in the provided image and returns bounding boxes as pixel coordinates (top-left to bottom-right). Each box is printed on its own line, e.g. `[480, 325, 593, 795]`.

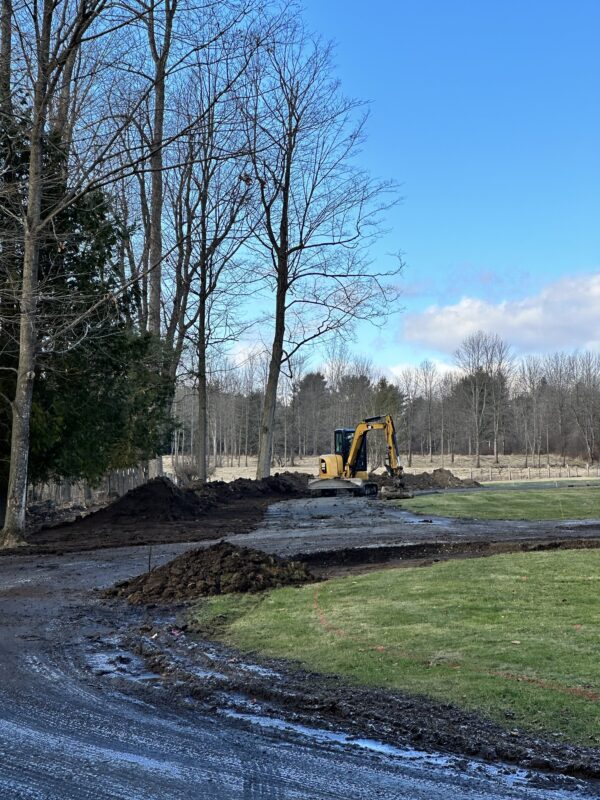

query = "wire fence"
[405, 464, 600, 483]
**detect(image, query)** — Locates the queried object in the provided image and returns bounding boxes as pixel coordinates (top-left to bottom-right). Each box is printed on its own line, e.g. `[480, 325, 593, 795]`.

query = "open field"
[33, 454, 598, 512]
[400, 487, 600, 521]
[194, 453, 600, 485]
[190, 550, 600, 746]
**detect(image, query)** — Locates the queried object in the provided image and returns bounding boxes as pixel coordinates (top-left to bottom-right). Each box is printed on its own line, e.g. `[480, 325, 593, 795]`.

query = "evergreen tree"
[0, 123, 173, 501]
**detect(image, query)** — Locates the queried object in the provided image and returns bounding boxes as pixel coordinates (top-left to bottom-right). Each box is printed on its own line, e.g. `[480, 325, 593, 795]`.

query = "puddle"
[236, 662, 281, 679]
[399, 511, 450, 526]
[85, 643, 161, 683]
[188, 665, 228, 681]
[223, 709, 455, 763]
[222, 710, 594, 796]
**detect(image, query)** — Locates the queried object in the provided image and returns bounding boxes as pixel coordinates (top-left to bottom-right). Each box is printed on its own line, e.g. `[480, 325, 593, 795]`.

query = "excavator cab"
[334, 428, 367, 475]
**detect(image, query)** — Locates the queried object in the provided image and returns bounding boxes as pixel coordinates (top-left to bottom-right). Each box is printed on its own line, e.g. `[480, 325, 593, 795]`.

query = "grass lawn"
[398, 487, 600, 520]
[189, 551, 600, 745]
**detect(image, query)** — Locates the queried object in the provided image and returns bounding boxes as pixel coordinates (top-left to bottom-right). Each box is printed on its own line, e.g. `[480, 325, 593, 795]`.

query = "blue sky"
[299, 0, 600, 372]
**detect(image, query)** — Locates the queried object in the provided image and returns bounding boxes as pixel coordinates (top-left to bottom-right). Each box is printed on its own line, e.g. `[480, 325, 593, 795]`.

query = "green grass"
[398, 487, 600, 520]
[189, 551, 600, 745]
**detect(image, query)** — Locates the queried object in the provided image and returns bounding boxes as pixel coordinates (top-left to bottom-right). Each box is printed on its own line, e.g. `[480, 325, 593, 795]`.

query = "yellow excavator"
[308, 414, 406, 497]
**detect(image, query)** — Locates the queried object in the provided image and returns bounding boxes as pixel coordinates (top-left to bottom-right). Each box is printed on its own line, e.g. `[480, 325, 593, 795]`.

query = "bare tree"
[569, 352, 600, 464]
[544, 351, 571, 466]
[243, 28, 400, 478]
[454, 331, 493, 468]
[515, 356, 545, 467]
[171, 61, 256, 481]
[142, 0, 178, 335]
[418, 359, 437, 463]
[395, 367, 418, 467]
[483, 334, 513, 463]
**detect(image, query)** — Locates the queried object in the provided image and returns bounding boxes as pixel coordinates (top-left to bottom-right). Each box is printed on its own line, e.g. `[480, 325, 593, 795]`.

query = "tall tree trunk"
[440, 399, 445, 468]
[146, 60, 166, 480]
[146, 0, 176, 335]
[256, 267, 286, 478]
[244, 398, 249, 467]
[283, 402, 287, 466]
[195, 288, 208, 483]
[146, 2, 176, 478]
[1, 115, 43, 547]
[148, 75, 165, 335]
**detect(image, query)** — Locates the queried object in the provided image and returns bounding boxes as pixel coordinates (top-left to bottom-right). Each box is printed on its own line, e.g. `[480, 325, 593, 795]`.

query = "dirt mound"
[405, 468, 481, 489]
[50, 472, 311, 531]
[191, 472, 312, 502]
[106, 542, 313, 604]
[89, 477, 211, 524]
[371, 468, 480, 491]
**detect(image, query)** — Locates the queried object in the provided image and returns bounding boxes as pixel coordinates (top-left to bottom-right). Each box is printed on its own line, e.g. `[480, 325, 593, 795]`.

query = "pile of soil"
[105, 541, 313, 604]
[89, 477, 210, 524]
[191, 472, 312, 503]
[371, 468, 480, 491]
[84, 473, 312, 527]
[21, 473, 312, 554]
[405, 468, 481, 489]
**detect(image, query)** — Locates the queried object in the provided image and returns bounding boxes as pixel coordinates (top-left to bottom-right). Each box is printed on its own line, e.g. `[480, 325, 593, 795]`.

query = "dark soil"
[105, 541, 313, 604]
[298, 538, 600, 578]
[371, 467, 481, 491]
[405, 467, 481, 490]
[190, 472, 312, 500]
[80, 473, 312, 524]
[96, 477, 211, 522]
[13, 473, 312, 555]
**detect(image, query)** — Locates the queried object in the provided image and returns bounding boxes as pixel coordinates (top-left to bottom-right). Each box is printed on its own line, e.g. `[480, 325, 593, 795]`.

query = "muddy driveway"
[228, 495, 600, 561]
[1, 496, 599, 799]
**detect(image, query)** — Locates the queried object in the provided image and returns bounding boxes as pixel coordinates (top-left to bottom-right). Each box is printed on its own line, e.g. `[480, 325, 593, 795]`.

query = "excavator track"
[308, 478, 378, 497]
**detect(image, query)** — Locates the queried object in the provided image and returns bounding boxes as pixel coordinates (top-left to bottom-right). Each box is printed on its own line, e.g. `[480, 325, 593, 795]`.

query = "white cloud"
[401, 270, 600, 355]
[389, 360, 460, 378]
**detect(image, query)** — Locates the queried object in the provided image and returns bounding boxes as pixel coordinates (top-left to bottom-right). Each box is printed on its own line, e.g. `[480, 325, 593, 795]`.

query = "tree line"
[0, 0, 400, 545]
[170, 333, 600, 473]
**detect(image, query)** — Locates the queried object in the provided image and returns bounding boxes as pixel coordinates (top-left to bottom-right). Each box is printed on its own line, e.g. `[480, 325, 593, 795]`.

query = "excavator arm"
[309, 413, 408, 497]
[344, 415, 403, 479]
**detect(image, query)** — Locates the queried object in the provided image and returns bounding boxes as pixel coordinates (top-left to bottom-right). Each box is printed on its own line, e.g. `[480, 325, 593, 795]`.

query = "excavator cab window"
[334, 428, 367, 471]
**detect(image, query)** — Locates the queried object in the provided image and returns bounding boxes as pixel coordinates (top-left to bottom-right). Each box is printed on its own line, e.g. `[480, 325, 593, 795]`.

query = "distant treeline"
[171, 334, 600, 471]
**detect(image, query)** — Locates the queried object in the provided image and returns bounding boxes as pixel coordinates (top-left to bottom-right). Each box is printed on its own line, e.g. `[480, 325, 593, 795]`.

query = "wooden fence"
[28, 459, 173, 509]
